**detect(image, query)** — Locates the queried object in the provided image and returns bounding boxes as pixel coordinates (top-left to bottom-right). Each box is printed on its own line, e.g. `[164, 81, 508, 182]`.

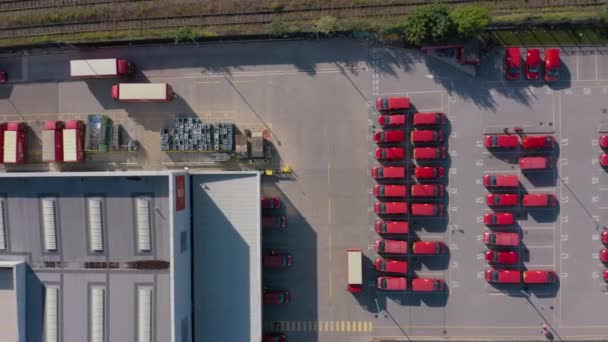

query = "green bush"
[174, 27, 198, 43]
[450, 5, 489, 38]
[269, 2, 284, 11]
[313, 15, 339, 36]
[403, 4, 453, 46]
[269, 18, 290, 36]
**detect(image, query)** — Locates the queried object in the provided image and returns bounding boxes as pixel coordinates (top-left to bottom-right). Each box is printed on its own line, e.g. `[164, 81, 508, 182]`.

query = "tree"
[403, 4, 452, 46]
[450, 5, 490, 38]
[314, 16, 339, 36]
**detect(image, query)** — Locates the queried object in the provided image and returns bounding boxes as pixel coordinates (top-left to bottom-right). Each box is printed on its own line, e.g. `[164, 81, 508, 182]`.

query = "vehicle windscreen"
[380, 278, 387, 288]
[380, 223, 387, 233]
[489, 234, 496, 244]
[382, 99, 388, 109]
[547, 68, 559, 77]
[380, 261, 387, 271]
[492, 271, 499, 282]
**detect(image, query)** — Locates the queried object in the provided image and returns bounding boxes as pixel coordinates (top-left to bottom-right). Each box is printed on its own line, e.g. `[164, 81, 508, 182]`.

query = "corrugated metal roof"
[192, 172, 261, 342]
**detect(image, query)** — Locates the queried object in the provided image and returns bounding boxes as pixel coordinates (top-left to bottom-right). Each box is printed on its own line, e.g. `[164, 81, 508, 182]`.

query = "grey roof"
[192, 172, 261, 342]
[0, 174, 172, 342]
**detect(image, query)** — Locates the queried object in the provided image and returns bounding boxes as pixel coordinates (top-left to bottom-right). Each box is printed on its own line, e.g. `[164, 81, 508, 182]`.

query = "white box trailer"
[70, 58, 133, 77]
[111, 83, 174, 102]
[347, 249, 363, 293]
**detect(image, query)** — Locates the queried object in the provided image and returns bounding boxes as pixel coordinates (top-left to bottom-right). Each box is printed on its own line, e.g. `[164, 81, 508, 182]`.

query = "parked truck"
[70, 58, 134, 78]
[3, 122, 26, 164]
[42, 121, 64, 162]
[63, 120, 85, 163]
[111, 83, 174, 102]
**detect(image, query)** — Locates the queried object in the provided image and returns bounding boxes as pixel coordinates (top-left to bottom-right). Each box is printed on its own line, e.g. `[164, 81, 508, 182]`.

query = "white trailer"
[70, 58, 133, 77]
[111, 83, 173, 102]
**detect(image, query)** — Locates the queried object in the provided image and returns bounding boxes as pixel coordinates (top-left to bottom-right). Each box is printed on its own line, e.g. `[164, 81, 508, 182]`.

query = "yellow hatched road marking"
[330, 321, 335, 332]
[346, 321, 351, 331]
[264, 320, 373, 333]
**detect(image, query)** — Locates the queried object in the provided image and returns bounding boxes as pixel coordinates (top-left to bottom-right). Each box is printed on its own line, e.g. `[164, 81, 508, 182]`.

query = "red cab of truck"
[485, 250, 519, 265]
[63, 120, 85, 163]
[375, 258, 408, 274]
[600, 135, 608, 149]
[504, 47, 521, 80]
[410, 184, 443, 198]
[519, 156, 551, 170]
[544, 48, 560, 82]
[374, 185, 407, 198]
[600, 153, 608, 168]
[411, 278, 446, 292]
[486, 269, 522, 283]
[371, 166, 405, 179]
[522, 135, 554, 149]
[413, 112, 446, 126]
[374, 201, 408, 215]
[412, 241, 446, 255]
[483, 231, 520, 247]
[410, 130, 444, 144]
[522, 193, 556, 207]
[375, 239, 408, 254]
[375, 220, 409, 234]
[42, 120, 64, 162]
[483, 212, 515, 226]
[413, 147, 446, 160]
[0, 123, 6, 162]
[3, 122, 26, 164]
[378, 114, 406, 126]
[483, 174, 519, 188]
[414, 166, 444, 179]
[525, 48, 541, 80]
[375, 147, 404, 160]
[484, 135, 519, 149]
[377, 276, 407, 291]
[523, 270, 557, 284]
[411, 203, 443, 216]
[111, 83, 174, 102]
[376, 97, 410, 112]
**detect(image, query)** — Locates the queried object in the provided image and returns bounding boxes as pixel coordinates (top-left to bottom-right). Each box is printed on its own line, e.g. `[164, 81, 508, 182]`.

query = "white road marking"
[596, 53, 599, 81]
[523, 226, 556, 230]
[526, 245, 555, 248]
[525, 264, 556, 268]
[576, 55, 580, 81]
[525, 187, 556, 193]
[482, 170, 517, 173]
[380, 90, 443, 95]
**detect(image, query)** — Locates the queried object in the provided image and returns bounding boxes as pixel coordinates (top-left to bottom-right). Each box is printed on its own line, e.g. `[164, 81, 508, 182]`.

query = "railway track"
[0, 0, 151, 13]
[0, 0, 603, 39]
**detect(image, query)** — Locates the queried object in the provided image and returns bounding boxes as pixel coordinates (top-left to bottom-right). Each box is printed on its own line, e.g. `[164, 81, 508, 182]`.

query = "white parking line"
[379, 90, 443, 95]
[596, 53, 599, 81]
[416, 272, 444, 277]
[526, 245, 554, 249]
[525, 264, 555, 268]
[482, 170, 517, 173]
[525, 187, 556, 193]
[523, 226, 555, 230]
[576, 55, 580, 81]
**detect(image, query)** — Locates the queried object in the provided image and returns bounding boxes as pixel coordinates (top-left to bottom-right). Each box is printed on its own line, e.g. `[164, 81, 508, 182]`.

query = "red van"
[413, 147, 446, 160]
[411, 203, 443, 216]
[411, 130, 444, 144]
[522, 194, 556, 207]
[486, 269, 522, 284]
[371, 166, 406, 179]
[375, 220, 409, 234]
[375, 147, 404, 161]
[519, 156, 551, 170]
[504, 47, 521, 80]
[523, 270, 557, 284]
[413, 112, 446, 126]
[374, 130, 405, 144]
[375, 259, 408, 274]
[373, 184, 407, 198]
[544, 48, 560, 82]
[483, 174, 519, 188]
[522, 136, 554, 149]
[483, 231, 519, 247]
[414, 166, 444, 179]
[410, 184, 443, 198]
[484, 135, 519, 149]
[377, 276, 407, 291]
[412, 241, 446, 254]
[375, 239, 408, 254]
[525, 48, 541, 80]
[376, 97, 410, 111]
[411, 278, 446, 292]
[378, 114, 406, 126]
[374, 202, 408, 215]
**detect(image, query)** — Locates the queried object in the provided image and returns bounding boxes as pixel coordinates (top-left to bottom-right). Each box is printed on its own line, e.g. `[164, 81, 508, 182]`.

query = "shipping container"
[111, 83, 173, 101]
[42, 121, 64, 162]
[70, 58, 134, 78]
[63, 120, 85, 163]
[3, 122, 26, 164]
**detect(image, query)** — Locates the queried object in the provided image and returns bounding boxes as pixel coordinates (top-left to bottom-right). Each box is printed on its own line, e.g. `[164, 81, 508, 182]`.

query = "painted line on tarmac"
[526, 245, 554, 248]
[523, 226, 555, 230]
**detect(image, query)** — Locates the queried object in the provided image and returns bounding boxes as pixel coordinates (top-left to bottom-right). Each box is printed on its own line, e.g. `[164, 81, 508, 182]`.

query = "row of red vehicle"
[371, 165, 444, 179]
[375, 239, 446, 255]
[374, 131, 447, 146]
[378, 111, 447, 127]
[484, 134, 554, 149]
[377, 276, 446, 292]
[486, 193, 556, 207]
[597, 135, 608, 168]
[374, 184, 444, 198]
[261, 197, 288, 229]
[374, 202, 443, 216]
[486, 269, 557, 284]
[504, 47, 560, 82]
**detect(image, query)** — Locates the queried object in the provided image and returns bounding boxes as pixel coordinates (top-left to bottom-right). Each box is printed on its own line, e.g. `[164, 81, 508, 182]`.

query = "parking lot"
[1, 39, 608, 341]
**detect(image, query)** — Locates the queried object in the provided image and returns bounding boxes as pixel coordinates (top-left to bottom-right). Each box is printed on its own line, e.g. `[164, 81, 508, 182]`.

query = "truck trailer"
[111, 83, 174, 102]
[3, 122, 26, 164]
[63, 120, 85, 163]
[42, 120, 64, 162]
[70, 58, 134, 78]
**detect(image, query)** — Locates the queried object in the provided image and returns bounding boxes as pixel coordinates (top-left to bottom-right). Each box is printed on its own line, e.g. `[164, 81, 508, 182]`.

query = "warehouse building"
[0, 170, 262, 342]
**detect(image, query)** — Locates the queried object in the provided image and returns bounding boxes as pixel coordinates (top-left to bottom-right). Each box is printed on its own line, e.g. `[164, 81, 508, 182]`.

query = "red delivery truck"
[347, 248, 363, 293]
[111, 83, 174, 102]
[63, 120, 85, 163]
[519, 156, 551, 170]
[3, 122, 26, 164]
[70, 58, 134, 78]
[483, 174, 519, 188]
[42, 120, 64, 162]
[0, 123, 6, 163]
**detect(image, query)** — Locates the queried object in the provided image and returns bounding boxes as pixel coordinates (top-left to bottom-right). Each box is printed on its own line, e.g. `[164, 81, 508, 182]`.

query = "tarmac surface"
[0, 39, 608, 341]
